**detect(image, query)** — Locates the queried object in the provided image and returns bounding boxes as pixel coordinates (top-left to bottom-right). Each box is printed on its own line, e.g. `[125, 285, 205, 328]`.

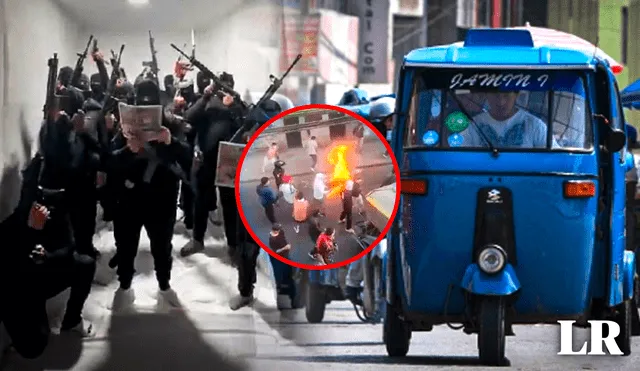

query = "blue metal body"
[388, 28, 635, 324]
[461, 264, 521, 296]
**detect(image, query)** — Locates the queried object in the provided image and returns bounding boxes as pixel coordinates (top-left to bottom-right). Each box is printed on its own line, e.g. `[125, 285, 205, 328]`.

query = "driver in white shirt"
[461, 91, 559, 148]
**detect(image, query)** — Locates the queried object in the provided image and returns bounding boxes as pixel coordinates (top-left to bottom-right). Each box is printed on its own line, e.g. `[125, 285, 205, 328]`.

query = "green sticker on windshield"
[444, 111, 470, 133]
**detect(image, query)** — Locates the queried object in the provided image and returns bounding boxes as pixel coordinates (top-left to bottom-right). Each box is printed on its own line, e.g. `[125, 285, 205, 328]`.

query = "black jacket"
[108, 113, 191, 200]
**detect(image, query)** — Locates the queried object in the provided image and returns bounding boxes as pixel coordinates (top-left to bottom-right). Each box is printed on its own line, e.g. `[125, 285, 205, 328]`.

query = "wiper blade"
[447, 91, 499, 157]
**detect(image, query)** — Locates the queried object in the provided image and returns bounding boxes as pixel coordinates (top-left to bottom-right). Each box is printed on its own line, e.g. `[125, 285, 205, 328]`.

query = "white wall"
[82, 3, 281, 94]
[0, 0, 82, 220]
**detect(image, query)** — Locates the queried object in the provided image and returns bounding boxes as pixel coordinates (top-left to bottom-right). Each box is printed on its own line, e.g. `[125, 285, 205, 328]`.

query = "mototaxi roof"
[404, 28, 607, 70]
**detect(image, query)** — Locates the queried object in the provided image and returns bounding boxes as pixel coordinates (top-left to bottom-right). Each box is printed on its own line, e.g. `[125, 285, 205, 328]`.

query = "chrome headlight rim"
[477, 244, 507, 274]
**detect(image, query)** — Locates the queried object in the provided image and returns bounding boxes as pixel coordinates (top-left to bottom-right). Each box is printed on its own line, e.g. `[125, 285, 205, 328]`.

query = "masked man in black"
[161, 74, 176, 106]
[0, 113, 98, 358]
[109, 78, 191, 310]
[172, 77, 200, 230]
[229, 99, 283, 310]
[180, 72, 242, 259]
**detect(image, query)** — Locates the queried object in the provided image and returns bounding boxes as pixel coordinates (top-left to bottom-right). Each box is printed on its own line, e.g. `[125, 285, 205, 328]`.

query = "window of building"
[622, 6, 629, 65]
[477, 0, 492, 26]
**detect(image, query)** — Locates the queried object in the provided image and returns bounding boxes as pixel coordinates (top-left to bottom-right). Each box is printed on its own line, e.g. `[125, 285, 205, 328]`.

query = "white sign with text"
[351, 0, 391, 84]
[557, 320, 623, 355]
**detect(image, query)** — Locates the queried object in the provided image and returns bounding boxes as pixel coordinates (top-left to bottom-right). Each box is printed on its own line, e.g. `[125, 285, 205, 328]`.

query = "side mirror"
[605, 129, 627, 153]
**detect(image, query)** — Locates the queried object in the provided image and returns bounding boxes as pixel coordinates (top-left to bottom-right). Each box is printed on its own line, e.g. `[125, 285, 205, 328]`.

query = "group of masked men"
[0, 45, 268, 359]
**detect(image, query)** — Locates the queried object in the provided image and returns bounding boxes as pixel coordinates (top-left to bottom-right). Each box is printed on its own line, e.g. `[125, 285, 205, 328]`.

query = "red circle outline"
[234, 103, 401, 270]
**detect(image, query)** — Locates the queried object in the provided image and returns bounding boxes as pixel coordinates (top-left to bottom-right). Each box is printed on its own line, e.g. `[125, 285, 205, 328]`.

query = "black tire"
[383, 304, 410, 357]
[478, 297, 506, 366]
[614, 300, 632, 356]
[305, 284, 326, 323]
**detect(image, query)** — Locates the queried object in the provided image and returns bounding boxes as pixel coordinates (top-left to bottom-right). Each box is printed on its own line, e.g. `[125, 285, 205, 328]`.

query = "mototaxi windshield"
[403, 69, 593, 152]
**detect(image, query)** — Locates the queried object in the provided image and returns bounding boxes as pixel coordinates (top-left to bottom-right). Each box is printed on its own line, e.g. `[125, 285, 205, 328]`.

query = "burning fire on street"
[326, 143, 356, 198]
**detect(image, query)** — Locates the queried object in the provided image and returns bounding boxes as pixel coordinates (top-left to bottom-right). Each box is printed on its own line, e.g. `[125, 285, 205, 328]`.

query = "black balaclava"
[164, 75, 176, 96]
[135, 79, 161, 106]
[75, 73, 90, 91]
[57, 66, 74, 88]
[219, 72, 235, 90]
[177, 80, 196, 103]
[90, 73, 103, 96]
[196, 71, 211, 94]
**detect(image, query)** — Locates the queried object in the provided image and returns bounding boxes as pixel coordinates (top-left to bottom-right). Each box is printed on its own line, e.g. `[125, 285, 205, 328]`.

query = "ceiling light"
[127, 0, 149, 6]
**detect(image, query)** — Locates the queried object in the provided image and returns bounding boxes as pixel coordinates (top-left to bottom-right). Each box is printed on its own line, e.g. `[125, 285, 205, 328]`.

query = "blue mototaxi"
[385, 27, 640, 365]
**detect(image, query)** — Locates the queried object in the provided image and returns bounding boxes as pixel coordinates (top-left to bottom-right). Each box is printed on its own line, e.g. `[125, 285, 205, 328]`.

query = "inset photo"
[235, 104, 400, 270]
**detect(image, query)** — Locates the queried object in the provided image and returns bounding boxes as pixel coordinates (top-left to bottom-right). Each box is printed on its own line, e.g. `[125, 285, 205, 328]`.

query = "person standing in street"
[339, 180, 355, 233]
[293, 191, 309, 234]
[313, 173, 329, 216]
[268, 224, 296, 309]
[257, 177, 278, 223]
[306, 136, 318, 172]
[263, 142, 279, 173]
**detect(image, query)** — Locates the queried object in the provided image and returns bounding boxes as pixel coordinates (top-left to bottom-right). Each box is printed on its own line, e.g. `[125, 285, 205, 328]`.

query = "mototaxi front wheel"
[305, 284, 326, 323]
[383, 303, 410, 357]
[478, 297, 507, 366]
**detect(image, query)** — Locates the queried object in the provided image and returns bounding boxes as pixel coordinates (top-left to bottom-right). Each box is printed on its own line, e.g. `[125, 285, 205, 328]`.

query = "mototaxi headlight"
[478, 246, 506, 274]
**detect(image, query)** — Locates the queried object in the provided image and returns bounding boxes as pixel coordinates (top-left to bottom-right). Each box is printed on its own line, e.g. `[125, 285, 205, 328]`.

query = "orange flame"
[326, 144, 352, 198]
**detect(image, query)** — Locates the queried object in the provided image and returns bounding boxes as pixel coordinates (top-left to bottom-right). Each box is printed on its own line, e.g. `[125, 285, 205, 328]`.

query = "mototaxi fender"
[461, 263, 521, 296]
[623, 250, 636, 300]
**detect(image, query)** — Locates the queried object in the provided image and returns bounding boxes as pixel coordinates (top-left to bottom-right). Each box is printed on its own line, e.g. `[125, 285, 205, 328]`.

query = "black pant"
[340, 208, 353, 229]
[192, 163, 217, 243]
[219, 186, 238, 248]
[181, 181, 195, 229]
[310, 154, 317, 168]
[269, 254, 296, 299]
[264, 203, 276, 223]
[69, 194, 98, 256]
[235, 210, 260, 297]
[113, 197, 176, 289]
[1, 252, 95, 359]
[192, 193, 210, 243]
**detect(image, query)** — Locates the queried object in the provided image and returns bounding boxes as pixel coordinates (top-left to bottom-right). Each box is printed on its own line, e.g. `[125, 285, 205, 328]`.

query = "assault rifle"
[43, 53, 59, 122]
[102, 44, 126, 115]
[170, 43, 246, 108]
[70, 35, 94, 87]
[142, 31, 160, 87]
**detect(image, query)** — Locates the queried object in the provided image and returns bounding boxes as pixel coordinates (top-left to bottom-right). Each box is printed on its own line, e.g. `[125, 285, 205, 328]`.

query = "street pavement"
[0, 225, 312, 371]
[251, 302, 640, 371]
[3, 213, 640, 370]
[239, 163, 395, 265]
[240, 136, 392, 183]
